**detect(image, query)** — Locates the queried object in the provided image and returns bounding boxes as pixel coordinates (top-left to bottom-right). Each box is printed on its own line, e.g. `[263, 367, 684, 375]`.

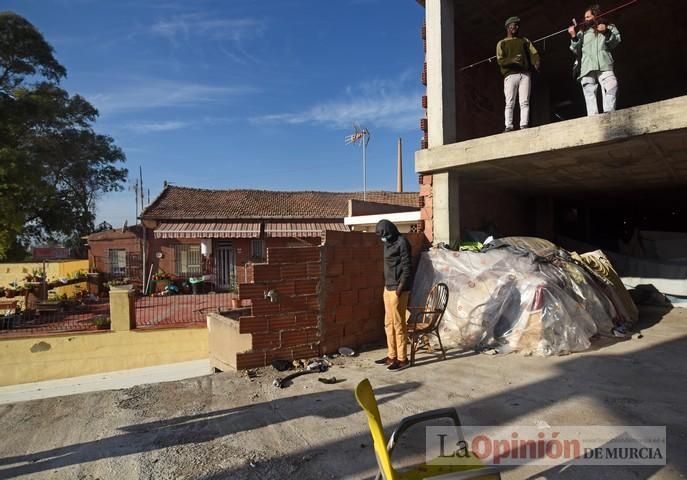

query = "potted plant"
[153, 271, 173, 293]
[24, 270, 43, 287]
[107, 277, 132, 291]
[5, 283, 20, 299]
[92, 314, 111, 330]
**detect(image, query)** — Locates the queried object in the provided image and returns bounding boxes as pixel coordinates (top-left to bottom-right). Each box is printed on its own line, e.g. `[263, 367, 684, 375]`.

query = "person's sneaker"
[520, 125, 529, 129]
[374, 357, 394, 366]
[387, 360, 410, 371]
[504, 126, 514, 133]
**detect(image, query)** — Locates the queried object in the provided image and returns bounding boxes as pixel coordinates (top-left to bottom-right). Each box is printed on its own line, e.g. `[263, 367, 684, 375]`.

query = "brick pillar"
[109, 288, 136, 331]
[419, 174, 434, 243]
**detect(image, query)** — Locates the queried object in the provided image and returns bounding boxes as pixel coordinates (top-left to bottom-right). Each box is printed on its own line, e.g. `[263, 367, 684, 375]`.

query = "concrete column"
[426, 0, 456, 147]
[433, 170, 460, 246]
[109, 288, 136, 331]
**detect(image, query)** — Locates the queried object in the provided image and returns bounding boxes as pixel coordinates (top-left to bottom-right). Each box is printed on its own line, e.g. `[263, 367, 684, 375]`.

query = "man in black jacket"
[374, 219, 412, 371]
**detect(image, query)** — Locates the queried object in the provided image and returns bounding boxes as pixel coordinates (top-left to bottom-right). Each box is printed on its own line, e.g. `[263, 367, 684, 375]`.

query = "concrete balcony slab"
[415, 95, 687, 194]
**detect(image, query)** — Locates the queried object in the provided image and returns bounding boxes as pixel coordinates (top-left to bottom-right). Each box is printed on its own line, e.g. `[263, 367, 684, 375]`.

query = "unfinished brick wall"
[233, 231, 425, 369]
[319, 231, 385, 355]
[419, 174, 433, 243]
[235, 246, 321, 370]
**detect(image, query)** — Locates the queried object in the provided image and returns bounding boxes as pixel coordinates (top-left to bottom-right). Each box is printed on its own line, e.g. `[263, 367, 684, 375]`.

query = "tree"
[0, 12, 65, 91]
[0, 12, 127, 259]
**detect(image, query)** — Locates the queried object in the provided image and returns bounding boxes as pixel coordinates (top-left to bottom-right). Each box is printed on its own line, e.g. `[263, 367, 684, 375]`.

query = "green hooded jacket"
[570, 24, 621, 80]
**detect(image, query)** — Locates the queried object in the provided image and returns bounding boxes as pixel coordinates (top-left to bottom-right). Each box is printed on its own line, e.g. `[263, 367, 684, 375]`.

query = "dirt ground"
[0, 305, 686, 480]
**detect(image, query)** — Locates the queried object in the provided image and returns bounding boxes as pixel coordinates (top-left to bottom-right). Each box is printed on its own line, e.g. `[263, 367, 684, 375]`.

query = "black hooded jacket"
[375, 219, 412, 292]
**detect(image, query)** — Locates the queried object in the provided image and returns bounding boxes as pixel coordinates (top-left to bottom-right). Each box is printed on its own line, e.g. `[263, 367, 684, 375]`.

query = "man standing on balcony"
[568, 4, 621, 115]
[374, 219, 412, 371]
[497, 16, 541, 132]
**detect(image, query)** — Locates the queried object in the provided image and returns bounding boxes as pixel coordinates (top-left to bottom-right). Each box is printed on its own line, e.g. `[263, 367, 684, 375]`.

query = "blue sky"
[6, 0, 425, 226]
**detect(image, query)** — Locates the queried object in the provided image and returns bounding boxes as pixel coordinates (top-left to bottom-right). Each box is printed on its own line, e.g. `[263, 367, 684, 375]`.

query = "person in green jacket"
[568, 4, 621, 115]
[496, 16, 540, 132]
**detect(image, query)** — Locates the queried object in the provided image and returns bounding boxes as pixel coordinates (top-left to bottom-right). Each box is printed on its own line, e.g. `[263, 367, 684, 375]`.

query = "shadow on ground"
[0, 306, 683, 479]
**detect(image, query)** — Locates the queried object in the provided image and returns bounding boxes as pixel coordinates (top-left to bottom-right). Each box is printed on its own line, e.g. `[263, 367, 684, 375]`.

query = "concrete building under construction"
[415, 0, 687, 259]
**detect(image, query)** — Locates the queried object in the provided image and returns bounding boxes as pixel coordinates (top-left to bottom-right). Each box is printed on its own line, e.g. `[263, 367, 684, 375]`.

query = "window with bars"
[174, 244, 202, 276]
[108, 249, 128, 276]
[251, 239, 265, 261]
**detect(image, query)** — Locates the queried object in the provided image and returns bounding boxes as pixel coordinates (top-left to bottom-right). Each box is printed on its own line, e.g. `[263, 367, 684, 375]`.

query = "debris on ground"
[273, 359, 328, 388]
[271, 359, 291, 372]
[317, 377, 341, 384]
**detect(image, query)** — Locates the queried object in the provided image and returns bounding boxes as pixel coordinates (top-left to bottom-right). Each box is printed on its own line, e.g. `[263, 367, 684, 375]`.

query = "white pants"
[504, 73, 531, 128]
[581, 70, 618, 115]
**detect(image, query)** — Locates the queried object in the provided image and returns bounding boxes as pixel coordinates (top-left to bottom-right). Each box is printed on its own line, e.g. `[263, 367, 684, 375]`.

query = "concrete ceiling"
[454, 128, 687, 196]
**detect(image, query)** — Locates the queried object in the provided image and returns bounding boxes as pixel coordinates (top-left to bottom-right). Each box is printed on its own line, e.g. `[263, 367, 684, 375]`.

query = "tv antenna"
[345, 125, 371, 200]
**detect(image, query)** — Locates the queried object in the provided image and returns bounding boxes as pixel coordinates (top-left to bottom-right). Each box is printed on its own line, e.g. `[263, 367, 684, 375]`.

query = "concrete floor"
[0, 305, 685, 479]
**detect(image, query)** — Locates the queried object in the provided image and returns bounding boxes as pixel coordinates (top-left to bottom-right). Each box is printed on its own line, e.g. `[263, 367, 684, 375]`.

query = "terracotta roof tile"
[141, 186, 419, 220]
[87, 225, 142, 241]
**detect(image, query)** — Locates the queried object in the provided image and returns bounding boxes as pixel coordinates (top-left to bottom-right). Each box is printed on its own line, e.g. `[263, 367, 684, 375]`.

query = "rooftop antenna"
[345, 125, 371, 201]
[130, 179, 140, 218]
[397, 137, 403, 193]
[139, 166, 145, 214]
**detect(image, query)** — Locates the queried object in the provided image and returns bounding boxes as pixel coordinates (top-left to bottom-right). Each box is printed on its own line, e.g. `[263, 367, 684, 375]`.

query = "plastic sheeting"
[558, 235, 687, 296]
[410, 239, 631, 356]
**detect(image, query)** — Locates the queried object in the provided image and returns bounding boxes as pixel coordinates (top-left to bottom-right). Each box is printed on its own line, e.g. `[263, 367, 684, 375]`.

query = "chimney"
[397, 137, 403, 193]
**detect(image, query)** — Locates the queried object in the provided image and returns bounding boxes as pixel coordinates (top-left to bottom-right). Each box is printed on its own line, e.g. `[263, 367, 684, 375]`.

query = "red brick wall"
[320, 230, 425, 355]
[145, 236, 320, 283]
[235, 246, 321, 370]
[88, 236, 141, 273]
[418, 174, 433, 243]
[147, 237, 207, 276]
[234, 231, 424, 370]
[319, 231, 385, 355]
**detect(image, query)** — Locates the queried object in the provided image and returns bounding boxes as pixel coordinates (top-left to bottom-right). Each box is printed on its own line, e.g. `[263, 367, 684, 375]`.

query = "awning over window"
[154, 222, 260, 239]
[264, 222, 349, 238]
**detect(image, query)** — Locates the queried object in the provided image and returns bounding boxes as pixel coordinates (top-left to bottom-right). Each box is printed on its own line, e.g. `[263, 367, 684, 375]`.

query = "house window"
[174, 244, 202, 276]
[251, 239, 265, 261]
[108, 249, 127, 276]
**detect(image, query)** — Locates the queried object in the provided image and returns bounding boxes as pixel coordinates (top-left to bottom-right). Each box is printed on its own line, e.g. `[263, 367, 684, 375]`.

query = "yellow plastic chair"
[355, 379, 501, 480]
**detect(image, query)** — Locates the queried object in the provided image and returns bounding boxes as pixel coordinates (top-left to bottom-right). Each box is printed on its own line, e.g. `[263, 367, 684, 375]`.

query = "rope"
[458, 0, 639, 72]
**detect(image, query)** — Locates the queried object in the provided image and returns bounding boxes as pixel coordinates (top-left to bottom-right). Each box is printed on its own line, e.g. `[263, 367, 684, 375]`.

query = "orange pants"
[383, 289, 409, 362]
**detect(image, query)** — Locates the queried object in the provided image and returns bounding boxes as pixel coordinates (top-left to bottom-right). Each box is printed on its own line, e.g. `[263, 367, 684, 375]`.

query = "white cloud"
[124, 120, 189, 134]
[87, 80, 256, 117]
[253, 75, 423, 131]
[149, 13, 266, 64]
[150, 14, 265, 43]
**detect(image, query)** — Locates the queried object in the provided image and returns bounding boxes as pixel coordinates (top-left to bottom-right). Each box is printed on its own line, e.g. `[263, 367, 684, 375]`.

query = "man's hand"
[514, 54, 522, 63]
[568, 25, 576, 38]
[534, 60, 541, 72]
[395, 289, 402, 297]
[597, 23, 607, 33]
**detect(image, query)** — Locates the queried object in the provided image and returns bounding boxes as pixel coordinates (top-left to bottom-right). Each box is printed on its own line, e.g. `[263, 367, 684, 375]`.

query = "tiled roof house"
[90, 186, 418, 290]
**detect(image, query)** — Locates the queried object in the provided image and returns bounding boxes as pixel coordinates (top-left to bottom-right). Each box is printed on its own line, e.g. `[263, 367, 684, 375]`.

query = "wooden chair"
[355, 378, 501, 480]
[407, 282, 449, 366]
